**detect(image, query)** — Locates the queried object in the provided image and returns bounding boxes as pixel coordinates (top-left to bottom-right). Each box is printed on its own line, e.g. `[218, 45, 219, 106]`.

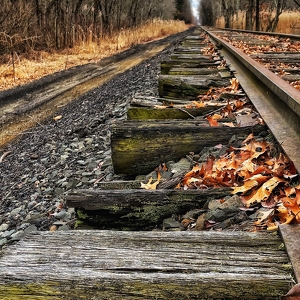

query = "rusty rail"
[204, 27, 300, 174]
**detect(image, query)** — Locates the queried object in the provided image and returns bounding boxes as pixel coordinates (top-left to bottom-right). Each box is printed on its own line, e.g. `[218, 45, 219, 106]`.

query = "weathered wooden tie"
[127, 105, 220, 120]
[161, 60, 221, 74]
[168, 67, 228, 76]
[111, 121, 266, 175]
[66, 188, 231, 229]
[158, 74, 231, 99]
[0, 230, 294, 300]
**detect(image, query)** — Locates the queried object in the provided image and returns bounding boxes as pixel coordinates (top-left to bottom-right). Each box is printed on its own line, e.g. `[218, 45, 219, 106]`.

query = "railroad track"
[0, 27, 300, 299]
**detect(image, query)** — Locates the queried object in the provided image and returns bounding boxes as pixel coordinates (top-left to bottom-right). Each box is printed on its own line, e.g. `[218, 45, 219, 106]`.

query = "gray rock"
[10, 230, 25, 241]
[205, 195, 242, 222]
[0, 223, 9, 231]
[24, 224, 38, 234]
[51, 210, 67, 220]
[163, 216, 184, 231]
[182, 209, 207, 220]
[58, 225, 70, 231]
[0, 238, 8, 247]
[168, 158, 191, 174]
[1, 229, 16, 239]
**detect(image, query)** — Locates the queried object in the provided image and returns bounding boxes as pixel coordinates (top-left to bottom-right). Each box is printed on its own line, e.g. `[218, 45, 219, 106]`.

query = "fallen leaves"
[141, 171, 161, 190]
[242, 177, 284, 206]
[220, 32, 300, 90]
[206, 115, 219, 126]
[196, 79, 264, 127]
[175, 133, 299, 230]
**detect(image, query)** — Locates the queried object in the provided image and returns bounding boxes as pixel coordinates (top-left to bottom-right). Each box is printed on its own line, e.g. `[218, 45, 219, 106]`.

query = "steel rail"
[204, 28, 300, 174]
[215, 27, 300, 41]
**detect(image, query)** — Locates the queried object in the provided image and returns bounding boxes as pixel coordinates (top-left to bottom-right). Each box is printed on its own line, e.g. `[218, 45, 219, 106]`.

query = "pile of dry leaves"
[179, 133, 299, 230]
[141, 132, 299, 231]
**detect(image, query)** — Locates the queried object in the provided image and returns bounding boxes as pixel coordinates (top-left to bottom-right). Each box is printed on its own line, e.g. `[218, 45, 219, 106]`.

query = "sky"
[190, 0, 200, 24]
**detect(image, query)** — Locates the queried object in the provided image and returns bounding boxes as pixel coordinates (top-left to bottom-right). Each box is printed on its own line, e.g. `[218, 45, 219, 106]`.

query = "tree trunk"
[222, 0, 231, 28]
[246, 0, 254, 30]
[255, 0, 260, 31]
[266, 0, 283, 32]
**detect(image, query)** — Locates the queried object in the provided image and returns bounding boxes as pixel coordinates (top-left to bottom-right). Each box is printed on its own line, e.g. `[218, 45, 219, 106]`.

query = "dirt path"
[0, 29, 192, 149]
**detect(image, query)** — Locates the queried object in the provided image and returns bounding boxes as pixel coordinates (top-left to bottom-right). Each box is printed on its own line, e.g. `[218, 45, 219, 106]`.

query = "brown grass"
[0, 19, 189, 91]
[215, 10, 300, 34]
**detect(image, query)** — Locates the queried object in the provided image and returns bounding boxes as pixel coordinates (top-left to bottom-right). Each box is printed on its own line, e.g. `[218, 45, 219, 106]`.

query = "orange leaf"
[140, 172, 161, 190]
[282, 196, 300, 222]
[250, 174, 269, 185]
[184, 164, 203, 178]
[222, 122, 235, 127]
[242, 133, 254, 144]
[245, 177, 284, 206]
[230, 78, 240, 92]
[154, 105, 167, 109]
[234, 99, 244, 109]
[206, 116, 219, 126]
[185, 104, 193, 109]
[232, 178, 259, 194]
[241, 158, 255, 173]
[252, 165, 268, 176]
[205, 156, 215, 175]
[192, 101, 205, 108]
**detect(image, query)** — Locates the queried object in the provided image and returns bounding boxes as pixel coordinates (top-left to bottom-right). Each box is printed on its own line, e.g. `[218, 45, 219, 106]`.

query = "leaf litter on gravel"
[141, 132, 299, 231]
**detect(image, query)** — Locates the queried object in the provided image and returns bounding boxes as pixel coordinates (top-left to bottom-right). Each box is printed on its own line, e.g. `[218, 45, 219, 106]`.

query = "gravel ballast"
[0, 33, 190, 249]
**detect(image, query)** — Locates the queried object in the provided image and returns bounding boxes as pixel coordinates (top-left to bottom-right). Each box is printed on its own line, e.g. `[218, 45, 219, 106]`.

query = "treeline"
[0, 0, 191, 55]
[200, 0, 299, 31]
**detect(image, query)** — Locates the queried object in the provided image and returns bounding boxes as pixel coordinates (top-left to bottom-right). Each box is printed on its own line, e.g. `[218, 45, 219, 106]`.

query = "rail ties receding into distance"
[0, 26, 299, 299]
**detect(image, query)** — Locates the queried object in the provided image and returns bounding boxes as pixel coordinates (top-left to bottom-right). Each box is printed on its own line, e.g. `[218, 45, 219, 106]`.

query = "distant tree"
[261, 0, 284, 32]
[246, 0, 255, 30]
[199, 0, 214, 26]
[175, 0, 192, 23]
[255, 0, 260, 30]
[291, 0, 300, 6]
[0, 0, 180, 53]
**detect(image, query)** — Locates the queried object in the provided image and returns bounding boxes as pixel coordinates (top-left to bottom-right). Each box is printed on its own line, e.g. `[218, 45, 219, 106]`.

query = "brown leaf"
[245, 177, 284, 206]
[242, 133, 254, 144]
[141, 172, 161, 190]
[222, 122, 235, 127]
[230, 78, 240, 92]
[282, 283, 300, 300]
[192, 100, 205, 108]
[206, 115, 219, 126]
[232, 178, 259, 194]
[154, 105, 168, 109]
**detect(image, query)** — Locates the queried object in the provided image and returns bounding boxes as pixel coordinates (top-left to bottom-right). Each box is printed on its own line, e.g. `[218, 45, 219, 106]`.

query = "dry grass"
[0, 19, 189, 91]
[215, 9, 300, 34]
[276, 10, 300, 34]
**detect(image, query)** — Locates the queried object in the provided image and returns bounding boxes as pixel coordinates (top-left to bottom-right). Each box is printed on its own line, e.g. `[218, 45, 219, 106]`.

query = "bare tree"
[265, 0, 284, 31]
[246, 0, 255, 30]
[0, 0, 180, 54]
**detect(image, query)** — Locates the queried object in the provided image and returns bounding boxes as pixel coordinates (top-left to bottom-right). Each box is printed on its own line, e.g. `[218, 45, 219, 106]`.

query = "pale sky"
[190, 0, 200, 24]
